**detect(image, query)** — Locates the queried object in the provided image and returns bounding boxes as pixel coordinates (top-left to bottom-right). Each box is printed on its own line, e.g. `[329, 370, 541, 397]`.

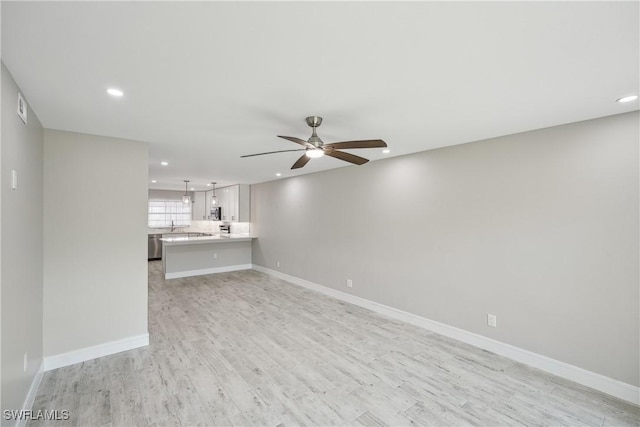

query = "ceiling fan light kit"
[306, 149, 324, 158]
[241, 116, 387, 170]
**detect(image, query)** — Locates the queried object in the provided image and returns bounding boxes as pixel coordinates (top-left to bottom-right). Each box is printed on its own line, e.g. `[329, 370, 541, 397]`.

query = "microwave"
[210, 206, 221, 221]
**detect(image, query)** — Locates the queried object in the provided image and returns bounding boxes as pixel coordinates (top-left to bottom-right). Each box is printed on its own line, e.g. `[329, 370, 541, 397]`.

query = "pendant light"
[182, 180, 191, 204]
[210, 182, 217, 206]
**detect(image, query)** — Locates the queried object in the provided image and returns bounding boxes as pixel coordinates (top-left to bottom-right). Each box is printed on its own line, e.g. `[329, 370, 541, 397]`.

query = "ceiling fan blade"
[291, 154, 311, 169]
[241, 149, 305, 158]
[324, 139, 387, 149]
[324, 149, 369, 165]
[278, 135, 312, 147]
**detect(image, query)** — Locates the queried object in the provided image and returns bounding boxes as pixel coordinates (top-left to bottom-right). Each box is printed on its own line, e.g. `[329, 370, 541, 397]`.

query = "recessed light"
[617, 95, 638, 103]
[382, 149, 390, 154]
[106, 88, 124, 97]
[276, 173, 282, 177]
[161, 161, 168, 166]
[206, 183, 212, 186]
[151, 180, 157, 183]
[190, 187, 194, 191]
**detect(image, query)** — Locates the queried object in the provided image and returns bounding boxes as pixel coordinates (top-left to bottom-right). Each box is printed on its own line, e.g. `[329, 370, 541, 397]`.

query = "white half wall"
[163, 240, 252, 277]
[251, 112, 639, 389]
[43, 130, 148, 360]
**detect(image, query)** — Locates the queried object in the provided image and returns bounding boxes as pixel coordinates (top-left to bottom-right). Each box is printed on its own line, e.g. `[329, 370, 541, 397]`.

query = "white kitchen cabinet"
[229, 185, 239, 221]
[218, 184, 250, 222]
[204, 190, 211, 219]
[237, 185, 250, 222]
[192, 191, 207, 220]
[218, 187, 230, 221]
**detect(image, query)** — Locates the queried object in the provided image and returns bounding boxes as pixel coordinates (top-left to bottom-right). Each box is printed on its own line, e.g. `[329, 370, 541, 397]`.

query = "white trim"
[253, 265, 640, 406]
[165, 264, 252, 279]
[16, 361, 44, 427]
[43, 333, 149, 372]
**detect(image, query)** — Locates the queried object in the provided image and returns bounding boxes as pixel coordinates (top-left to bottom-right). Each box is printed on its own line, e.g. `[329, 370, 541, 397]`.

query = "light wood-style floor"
[30, 261, 639, 426]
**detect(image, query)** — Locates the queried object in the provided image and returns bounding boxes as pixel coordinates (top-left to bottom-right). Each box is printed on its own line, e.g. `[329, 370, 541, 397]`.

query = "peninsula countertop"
[148, 228, 211, 235]
[160, 234, 256, 245]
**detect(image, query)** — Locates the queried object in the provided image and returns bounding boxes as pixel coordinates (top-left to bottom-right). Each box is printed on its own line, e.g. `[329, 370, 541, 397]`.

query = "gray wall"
[1, 63, 44, 416]
[43, 130, 148, 358]
[149, 189, 194, 202]
[251, 112, 639, 387]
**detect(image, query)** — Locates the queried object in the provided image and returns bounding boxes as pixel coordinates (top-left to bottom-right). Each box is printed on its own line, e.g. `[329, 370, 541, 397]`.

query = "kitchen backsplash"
[148, 221, 252, 235]
[230, 222, 250, 235]
[188, 221, 251, 235]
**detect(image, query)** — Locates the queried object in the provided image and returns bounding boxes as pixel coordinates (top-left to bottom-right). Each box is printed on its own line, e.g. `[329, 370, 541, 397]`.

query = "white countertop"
[161, 234, 256, 245]
[148, 228, 205, 235]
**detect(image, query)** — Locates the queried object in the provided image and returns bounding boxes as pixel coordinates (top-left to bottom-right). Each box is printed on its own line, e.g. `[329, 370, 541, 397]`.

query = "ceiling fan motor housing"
[307, 135, 323, 148]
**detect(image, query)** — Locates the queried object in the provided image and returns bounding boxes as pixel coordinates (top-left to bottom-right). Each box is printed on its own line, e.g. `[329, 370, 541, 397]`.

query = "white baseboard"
[43, 333, 149, 372]
[253, 265, 640, 406]
[16, 361, 44, 427]
[165, 264, 252, 279]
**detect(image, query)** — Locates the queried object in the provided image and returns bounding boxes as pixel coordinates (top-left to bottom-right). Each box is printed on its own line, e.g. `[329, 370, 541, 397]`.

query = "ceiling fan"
[241, 116, 387, 169]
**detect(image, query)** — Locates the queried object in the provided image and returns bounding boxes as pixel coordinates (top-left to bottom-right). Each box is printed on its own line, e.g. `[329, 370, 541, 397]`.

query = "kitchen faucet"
[171, 220, 176, 232]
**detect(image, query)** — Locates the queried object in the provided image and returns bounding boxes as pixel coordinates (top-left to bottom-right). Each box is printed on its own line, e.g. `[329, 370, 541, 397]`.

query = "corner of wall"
[0, 62, 45, 419]
[42, 130, 148, 367]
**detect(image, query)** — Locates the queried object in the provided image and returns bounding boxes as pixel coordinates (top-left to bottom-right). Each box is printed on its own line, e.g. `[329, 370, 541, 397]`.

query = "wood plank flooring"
[29, 261, 640, 426]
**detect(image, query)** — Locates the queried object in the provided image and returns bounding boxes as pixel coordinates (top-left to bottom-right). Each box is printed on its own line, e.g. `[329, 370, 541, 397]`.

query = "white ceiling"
[2, 1, 638, 191]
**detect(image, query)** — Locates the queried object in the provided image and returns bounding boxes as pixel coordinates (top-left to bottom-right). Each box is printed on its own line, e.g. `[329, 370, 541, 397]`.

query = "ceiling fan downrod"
[305, 116, 323, 148]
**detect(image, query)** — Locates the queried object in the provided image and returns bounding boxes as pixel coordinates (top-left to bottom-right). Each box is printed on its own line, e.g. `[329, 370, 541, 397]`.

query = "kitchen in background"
[148, 185, 251, 260]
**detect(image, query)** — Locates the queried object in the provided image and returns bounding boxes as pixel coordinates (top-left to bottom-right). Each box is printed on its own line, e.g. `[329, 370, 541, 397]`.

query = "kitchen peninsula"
[161, 234, 255, 279]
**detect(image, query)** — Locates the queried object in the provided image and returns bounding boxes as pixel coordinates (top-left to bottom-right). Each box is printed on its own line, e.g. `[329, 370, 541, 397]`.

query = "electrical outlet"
[346, 279, 353, 288]
[23, 352, 28, 372]
[213, 253, 217, 259]
[276, 261, 280, 268]
[487, 314, 497, 327]
[12, 170, 18, 190]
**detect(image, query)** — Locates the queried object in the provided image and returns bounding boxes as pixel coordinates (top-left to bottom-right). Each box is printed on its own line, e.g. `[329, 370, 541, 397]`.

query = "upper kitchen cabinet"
[218, 184, 250, 222]
[192, 191, 207, 220]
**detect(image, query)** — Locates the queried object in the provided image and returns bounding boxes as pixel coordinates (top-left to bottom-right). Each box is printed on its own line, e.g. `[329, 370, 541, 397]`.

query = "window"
[148, 200, 191, 228]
